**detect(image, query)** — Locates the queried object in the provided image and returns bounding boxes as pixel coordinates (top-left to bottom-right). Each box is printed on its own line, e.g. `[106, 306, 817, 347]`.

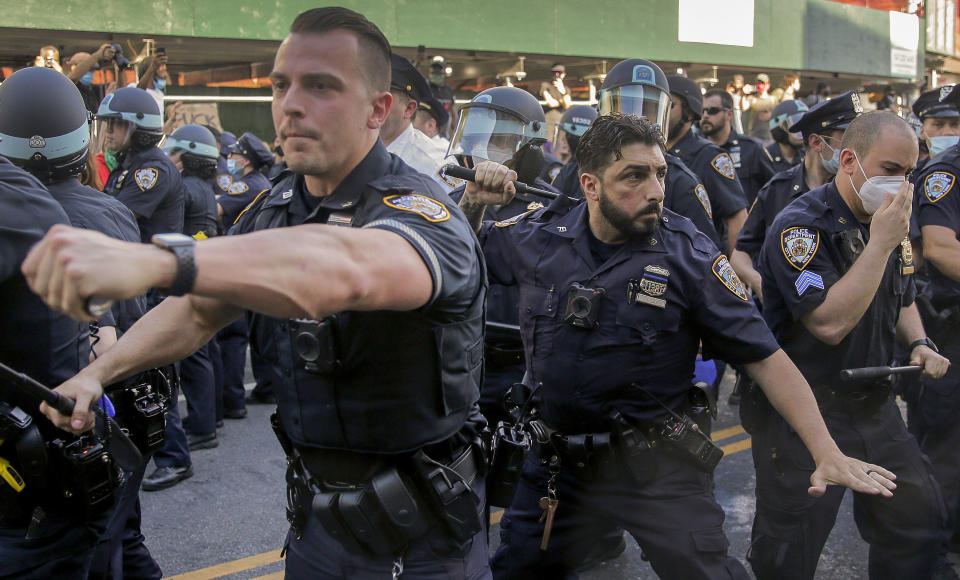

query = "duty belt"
[297, 444, 480, 489]
[812, 380, 892, 415]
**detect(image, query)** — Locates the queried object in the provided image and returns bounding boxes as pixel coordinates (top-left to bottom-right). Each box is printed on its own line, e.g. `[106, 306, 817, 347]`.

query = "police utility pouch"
[487, 421, 531, 508]
[412, 449, 483, 545]
[110, 369, 169, 455]
[563, 283, 605, 330]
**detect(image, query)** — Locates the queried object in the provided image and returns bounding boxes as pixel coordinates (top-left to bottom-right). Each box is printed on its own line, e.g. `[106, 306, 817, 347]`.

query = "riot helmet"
[95, 87, 164, 152]
[769, 99, 808, 145]
[555, 105, 598, 154]
[447, 86, 548, 183]
[163, 124, 219, 175]
[666, 75, 703, 120]
[0, 66, 90, 183]
[599, 59, 671, 138]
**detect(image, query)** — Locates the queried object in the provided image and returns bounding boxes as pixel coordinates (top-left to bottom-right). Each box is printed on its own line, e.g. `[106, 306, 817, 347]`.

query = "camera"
[563, 283, 605, 330]
[292, 318, 339, 374]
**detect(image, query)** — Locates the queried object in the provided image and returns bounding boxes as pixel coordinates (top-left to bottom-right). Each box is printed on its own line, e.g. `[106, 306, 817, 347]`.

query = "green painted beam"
[11, 0, 921, 77]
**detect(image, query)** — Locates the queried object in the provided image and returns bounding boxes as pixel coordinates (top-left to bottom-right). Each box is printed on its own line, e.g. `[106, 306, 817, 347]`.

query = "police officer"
[446, 86, 559, 428]
[462, 113, 896, 579]
[666, 75, 749, 252]
[413, 93, 450, 150]
[427, 55, 457, 139]
[550, 105, 598, 196]
[163, 125, 221, 452]
[26, 7, 491, 578]
[910, 84, 960, 565]
[98, 87, 184, 245]
[701, 88, 776, 205]
[766, 99, 808, 174]
[731, 91, 862, 301]
[219, 131, 274, 229]
[215, 129, 237, 187]
[0, 65, 160, 580]
[381, 53, 449, 189]
[751, 111, 949, 580]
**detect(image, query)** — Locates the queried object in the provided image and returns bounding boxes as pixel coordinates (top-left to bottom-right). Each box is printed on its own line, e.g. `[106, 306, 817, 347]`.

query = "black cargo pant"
[748, 399, 947, 580]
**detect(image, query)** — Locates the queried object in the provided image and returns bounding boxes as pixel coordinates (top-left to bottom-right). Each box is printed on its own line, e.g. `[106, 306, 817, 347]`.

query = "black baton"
[840, 365, 923, 382]
[442, 164, 576, 202]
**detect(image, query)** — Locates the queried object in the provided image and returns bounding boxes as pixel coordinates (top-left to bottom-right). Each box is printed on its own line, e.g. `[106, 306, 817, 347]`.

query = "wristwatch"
[151, 233, 197, 297]
[909, 337, 939, 354]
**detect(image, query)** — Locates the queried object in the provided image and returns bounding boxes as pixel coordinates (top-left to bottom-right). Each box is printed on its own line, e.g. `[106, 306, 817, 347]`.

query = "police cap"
[230, 132, 274, 168]
[390, 53, 432, 103]
[220, 131, 237, 157]
[417, 94, 449, 129]
[912, 86, 960, 120]
[667, 75, 703, 119]
[789, 90, 862, 136]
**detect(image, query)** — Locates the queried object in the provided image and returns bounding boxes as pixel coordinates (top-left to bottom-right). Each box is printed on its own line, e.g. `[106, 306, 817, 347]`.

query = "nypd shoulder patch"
[694, 184, 713, 218]
[228, 180, 250, 195]
[548, 166, 561, 182]
[924, 171, 956, 202]
[711, 153, 736, 180]
[712, 255, 748, 301]
[494, 210, 535, 228]
[780, 227, 820, 271]
[438, 167, 464, 189]
[217, 174, 233, 192]
[134, 168, 159, 191]
[795, 270, 825, 296]
[383, 194, 450, 222]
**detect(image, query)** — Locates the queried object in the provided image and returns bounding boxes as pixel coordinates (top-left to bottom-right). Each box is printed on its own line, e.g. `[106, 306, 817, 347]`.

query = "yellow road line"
[164, 549, 282, 580]
[721, 438, 752, 455]
[712, 424, 745, 441]
[251, 573, 284, 580]
[490, 509, 504, 525]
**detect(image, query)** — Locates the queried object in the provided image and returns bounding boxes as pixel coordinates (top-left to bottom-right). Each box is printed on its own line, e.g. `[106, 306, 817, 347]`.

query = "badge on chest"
[628, 265, 670, 309]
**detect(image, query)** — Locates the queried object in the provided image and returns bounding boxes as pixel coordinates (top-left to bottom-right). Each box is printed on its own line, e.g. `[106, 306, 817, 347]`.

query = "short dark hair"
[703, 89, 733, 110]
[577, 113, 665, 177]
[289, 7, 391, 92]
[840, 110, 915, 159]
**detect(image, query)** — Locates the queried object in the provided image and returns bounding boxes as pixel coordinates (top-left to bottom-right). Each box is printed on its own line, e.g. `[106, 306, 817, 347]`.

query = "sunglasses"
[703, 107, 730, 115]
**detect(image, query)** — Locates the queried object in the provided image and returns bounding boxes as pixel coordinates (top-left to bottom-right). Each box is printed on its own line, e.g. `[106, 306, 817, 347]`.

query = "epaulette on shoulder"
[661, 209, 715, 254]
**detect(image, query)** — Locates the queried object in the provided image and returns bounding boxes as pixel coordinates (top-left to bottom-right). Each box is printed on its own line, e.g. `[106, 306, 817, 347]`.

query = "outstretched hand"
[808, 450, 896, 498]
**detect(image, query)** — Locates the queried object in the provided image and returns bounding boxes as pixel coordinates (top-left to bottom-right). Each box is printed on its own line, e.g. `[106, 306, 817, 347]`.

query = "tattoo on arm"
[459, 197, 487, 233]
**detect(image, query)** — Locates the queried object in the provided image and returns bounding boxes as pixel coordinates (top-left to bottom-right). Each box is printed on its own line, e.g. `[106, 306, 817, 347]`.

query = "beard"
[699, 120, 723, 138]
[597, 187, 662, 239]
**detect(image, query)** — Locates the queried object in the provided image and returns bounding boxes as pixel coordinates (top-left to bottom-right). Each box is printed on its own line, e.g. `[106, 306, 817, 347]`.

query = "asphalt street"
[142, 368, 923, 580]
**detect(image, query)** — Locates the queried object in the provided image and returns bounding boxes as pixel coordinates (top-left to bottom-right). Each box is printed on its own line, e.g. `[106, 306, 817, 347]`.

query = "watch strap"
[909, 338, 938, 354]
[166, 245, 197, 297]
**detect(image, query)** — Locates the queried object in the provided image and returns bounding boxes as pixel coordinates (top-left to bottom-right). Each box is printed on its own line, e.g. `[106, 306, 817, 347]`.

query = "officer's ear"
[581, 171, 601, 201]
[368, 90, 392, 130]
[838, 147, 859, 178]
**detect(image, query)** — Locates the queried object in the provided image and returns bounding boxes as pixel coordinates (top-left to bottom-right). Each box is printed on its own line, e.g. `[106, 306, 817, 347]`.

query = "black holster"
[486, 421, 530, 508]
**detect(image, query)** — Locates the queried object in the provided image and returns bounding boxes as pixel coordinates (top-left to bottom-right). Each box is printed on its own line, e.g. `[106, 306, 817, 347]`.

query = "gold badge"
[900, 237, 915, 275]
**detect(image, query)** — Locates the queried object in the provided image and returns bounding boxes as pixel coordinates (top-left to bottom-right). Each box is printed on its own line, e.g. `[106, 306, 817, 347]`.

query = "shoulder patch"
[924, 171, 956, 202]
[548, 166, 561, 182]
[217, 174, 233, 192]
[712, 255, 748, 301]
[134, 168, 159, 191]
[711, 153, 736, 180]
[494, 210, 535, 227]
[228, 180, 250, 195]
[694, 184, 713, 218]
[438, 167, 464, 189]
[383, 194, 450, 222]
[780, 227, 820, 270]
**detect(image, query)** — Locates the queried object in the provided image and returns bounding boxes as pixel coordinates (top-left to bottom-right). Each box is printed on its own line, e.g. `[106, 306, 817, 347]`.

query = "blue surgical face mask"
[154, 78, 167, 91]
[226, 159, 244, 176]
[818, 136, 840, 175]
[928, 135, 960, 158]
[80, 72, 94, 85]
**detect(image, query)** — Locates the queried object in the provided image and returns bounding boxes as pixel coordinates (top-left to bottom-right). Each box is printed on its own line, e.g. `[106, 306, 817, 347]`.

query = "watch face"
[152, 233, 194, 248]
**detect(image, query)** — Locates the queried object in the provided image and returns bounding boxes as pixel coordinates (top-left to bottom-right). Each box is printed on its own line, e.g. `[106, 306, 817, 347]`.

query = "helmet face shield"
[598, 84, 672, 139]
[447, 105, 541, 165]
[94, 117, 134, 152]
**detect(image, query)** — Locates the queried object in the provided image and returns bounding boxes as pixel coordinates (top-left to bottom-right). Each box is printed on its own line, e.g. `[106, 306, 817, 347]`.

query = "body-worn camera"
[661, 414, 723, 472]
[292, 318, 339, 374]
[563, 283, 605, 330]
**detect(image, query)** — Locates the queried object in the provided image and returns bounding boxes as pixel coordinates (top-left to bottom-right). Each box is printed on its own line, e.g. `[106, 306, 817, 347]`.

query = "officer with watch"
[23, 7, 491, 578]
[751, 111, 950, 580]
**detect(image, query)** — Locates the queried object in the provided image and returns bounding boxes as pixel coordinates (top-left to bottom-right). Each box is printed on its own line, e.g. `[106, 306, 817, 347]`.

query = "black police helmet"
[96, 87, 164, 150]
[0, 66, 90, 183]
[667, 75, 703, 119]
[559, 106, 599, 137]
[597, 59, 671, 137]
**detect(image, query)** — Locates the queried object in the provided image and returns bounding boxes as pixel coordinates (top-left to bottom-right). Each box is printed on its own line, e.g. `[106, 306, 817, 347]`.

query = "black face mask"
[505, 144, 544, 186]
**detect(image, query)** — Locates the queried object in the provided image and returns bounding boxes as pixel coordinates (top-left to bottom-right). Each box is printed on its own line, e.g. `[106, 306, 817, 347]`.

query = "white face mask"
[849, 151, 904, 215]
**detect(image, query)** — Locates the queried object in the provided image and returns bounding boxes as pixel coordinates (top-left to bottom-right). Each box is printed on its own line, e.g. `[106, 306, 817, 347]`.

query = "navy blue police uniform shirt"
[0, 158, 89, 406]
[720, 131, 776, 205]
[757, 181, 915, 386]
[765, 142, 803, 175]
[665, 153, 722, 248]
[915, 147, 960, 305]
[736, 162, 810, 259]
[104, 147, 185, 243]
[230, 141, 487, 452]
[46, 178, 146, 333]
[669, 129, 749, 237]
[217, 169, 272, 230]
[181, 175, 219, 240]
[541, 151, 564, 185]
[552, 156, 583, 198]
[478, 200, 779, 434]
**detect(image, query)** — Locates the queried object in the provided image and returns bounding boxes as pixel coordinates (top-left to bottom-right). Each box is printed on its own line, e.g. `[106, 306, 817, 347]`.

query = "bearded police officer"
[750, 111, 949, 580]
[731, 91, 862, 301]
[666, 75, 749, 253]
[23, 7, 490, 579]
[461, 113, 895, 580]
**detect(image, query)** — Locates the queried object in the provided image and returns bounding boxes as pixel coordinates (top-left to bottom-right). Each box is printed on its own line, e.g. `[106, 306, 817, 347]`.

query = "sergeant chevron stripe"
[795, 270, 824, 296]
